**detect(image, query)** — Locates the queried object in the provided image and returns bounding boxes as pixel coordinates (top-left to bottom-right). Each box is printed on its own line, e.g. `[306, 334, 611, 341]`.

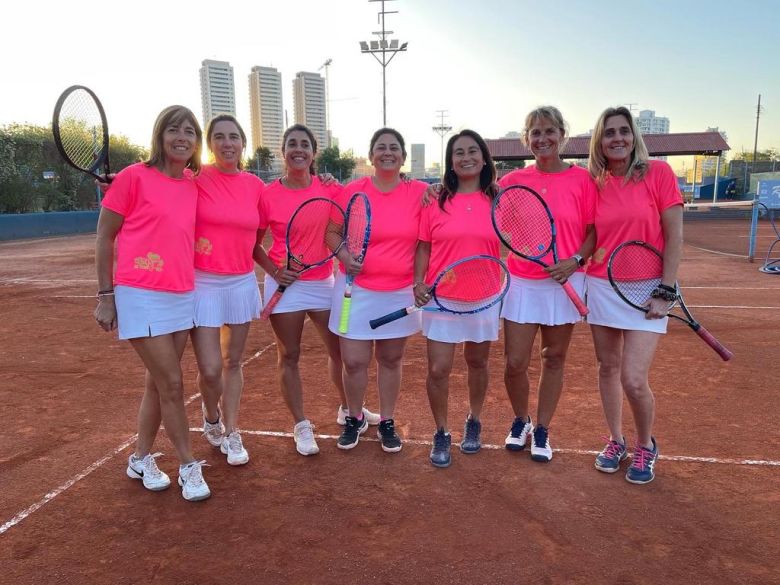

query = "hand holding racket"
[369, 255, 509, 329]
[338, 193, 372, 334]
[492, 184, 588, 316]
[261, 197, 345, 319]
[608, 240, 733, 361]
[52, 85, 111, 183]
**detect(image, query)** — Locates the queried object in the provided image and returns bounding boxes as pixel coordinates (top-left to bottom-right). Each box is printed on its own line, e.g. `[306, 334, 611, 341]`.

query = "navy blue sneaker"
[337, 416, 368, 450]
[625, 438, 658, 485]
[377, 419, 402, 453]
[530, 425, 553, 462]
[594, 436, 627, 473]
[460, 417, 482, 454]
[505, 416, 532, 451]
[430, 429, 451, 468]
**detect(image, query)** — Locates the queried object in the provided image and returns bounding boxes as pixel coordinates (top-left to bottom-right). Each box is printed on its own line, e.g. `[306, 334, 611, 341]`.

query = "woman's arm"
[545, 224, 596, 283]
[94, 208, 124, 331]
[413, 240, 432, 306]
[647, 204, 683, 319]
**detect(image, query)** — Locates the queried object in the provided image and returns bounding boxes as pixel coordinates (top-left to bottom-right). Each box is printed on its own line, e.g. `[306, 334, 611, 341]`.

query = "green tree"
[316, 146, 356, 181]
[495, 159, 526, 171]
[731, 148, 779, 162]
[246, 146, 275, 173]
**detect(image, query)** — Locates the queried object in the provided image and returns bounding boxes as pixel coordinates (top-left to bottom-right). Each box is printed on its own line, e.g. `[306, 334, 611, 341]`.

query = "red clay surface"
[1, 234, 779, 584]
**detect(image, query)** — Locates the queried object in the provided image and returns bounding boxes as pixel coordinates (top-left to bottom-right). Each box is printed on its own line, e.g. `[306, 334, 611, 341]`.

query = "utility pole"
[318, 58, 333, 147]
[751, 94, 762, 189]
[432, 110, 452, 179]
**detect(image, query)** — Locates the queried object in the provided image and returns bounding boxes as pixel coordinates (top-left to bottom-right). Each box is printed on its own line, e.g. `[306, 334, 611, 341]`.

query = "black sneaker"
[377, 419, 402, 453]
[430, 429, 452, 468]
[460, 416, 482, 454]
[337, 416, 368, 450]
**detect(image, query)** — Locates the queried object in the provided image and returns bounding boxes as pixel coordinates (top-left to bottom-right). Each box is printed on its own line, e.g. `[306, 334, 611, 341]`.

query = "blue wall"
[0, 211, 99, 241]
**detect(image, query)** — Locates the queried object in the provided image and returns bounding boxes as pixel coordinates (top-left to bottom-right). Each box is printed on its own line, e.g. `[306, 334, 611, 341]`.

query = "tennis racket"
[261, 197, 345, 319]
[491, 184, 588, 316]
[338, 192, 372, 334]
[608, 240, 733, 361]
[52, 85, 111, 183]
[369, 255, 509, 329]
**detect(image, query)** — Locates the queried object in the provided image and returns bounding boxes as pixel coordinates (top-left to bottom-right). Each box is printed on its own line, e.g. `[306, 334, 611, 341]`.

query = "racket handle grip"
[561, 281, 589, 316]
[695, 325, 733, 361]
[369, 307, 412, 330]
[260, 286, 286, 320]
[338, 296, 352, 334]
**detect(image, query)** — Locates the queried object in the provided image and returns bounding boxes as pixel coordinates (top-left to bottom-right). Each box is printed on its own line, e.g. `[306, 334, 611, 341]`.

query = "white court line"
[0, 340, 277, 537]
[687, 305, 780, 309]
[225, 429, 780, 468]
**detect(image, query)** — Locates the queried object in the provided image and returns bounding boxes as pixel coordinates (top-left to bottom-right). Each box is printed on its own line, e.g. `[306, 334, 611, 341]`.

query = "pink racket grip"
[694, 325, 733, 361]
[561, 281, 589, 316]
[260, 287, 285, 320]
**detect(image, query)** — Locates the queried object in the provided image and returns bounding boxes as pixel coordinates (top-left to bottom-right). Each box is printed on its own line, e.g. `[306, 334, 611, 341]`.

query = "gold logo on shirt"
[195, 237, 213, 255]
[593, 248, 607, 263]
[134, 252, 164, 272]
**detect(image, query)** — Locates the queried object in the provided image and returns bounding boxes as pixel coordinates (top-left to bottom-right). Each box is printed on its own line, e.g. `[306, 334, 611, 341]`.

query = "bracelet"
[650, 287, 676, 302]
[657, 283, 676, 293]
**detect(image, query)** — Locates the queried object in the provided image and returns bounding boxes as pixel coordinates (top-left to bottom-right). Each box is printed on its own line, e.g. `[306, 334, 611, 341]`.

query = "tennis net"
[683, 200, 758, 258]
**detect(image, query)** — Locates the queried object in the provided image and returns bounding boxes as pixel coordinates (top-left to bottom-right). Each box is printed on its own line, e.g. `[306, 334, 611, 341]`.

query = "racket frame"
[608, 240, 733, 361]
[52, 85, 111, 183]
[338, 192, 372, 334]
[491, 184, 588, 316]
[261, 197, 345, 319]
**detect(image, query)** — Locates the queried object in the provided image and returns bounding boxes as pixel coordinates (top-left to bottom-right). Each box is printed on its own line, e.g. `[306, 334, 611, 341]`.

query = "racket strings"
[287, 199, 338, 269]
[57, 90, 106, 170]
[434, 257, 508, 313]
[494, 191, 553, 259]
[345, 205, 369, 258]
[610, 245, 663, 306]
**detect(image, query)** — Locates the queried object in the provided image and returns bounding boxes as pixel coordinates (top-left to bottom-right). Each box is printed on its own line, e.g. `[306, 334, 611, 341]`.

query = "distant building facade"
[635, 110, 670, 134]
[410, 143, 425, 178]
[248, 66, 284, 156]
[200, 59, 236, 129]
[293, 72, 327, 149]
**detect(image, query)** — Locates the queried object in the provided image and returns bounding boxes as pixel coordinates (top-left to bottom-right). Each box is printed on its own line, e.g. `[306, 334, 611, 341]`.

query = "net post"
[749, 199, 759, 263]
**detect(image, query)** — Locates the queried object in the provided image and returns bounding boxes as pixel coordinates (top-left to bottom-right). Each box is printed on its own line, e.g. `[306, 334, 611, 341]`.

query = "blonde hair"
[588, 106, 648, 187]
[522, 105, 569, 152]
[145, 105, 203, 174]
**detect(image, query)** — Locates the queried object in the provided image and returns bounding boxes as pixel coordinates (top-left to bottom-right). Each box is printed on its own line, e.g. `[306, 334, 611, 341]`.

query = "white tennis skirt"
[115, 285, 195, 340]
[500, 272, 586, 326]
[422, 302, 501, 343]
[194, 270, 261, 328]
[585, 275, 668, 334]
[328, 272, 422, 340]
[262, 273, 334, 314]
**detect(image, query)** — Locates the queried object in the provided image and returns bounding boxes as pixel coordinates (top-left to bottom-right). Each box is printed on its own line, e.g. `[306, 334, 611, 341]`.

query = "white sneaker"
[178, 460, 211, 501]
[220, 430, 249, 466]
[337, 406, 381, 426]
[126, 452, 170, 491]
[202, 405, 225, 447]
[505, 416, 533, 451]
[530, 425, 553, 463]
[293, 419, 320, 456]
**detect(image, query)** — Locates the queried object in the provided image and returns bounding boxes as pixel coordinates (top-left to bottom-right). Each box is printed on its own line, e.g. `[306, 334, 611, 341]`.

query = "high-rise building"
[293, 72, 327, 149]
[635, 110, 670, 134]
[200, 60, 236, 129]
[248, 66, 284, 156]
[411, 144, 425, 178]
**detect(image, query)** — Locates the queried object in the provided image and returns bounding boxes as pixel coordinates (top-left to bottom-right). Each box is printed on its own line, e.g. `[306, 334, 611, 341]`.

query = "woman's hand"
[421, 184, 442, 207]
[544, 257, 578, 284]
[95, 174, 117, 195]
[318, 173, 339, 186]
[645, 296, 671, 319]
[94, 297, 117, 331]
[274, 267, 299, 287]
[413, 282, 431, 307]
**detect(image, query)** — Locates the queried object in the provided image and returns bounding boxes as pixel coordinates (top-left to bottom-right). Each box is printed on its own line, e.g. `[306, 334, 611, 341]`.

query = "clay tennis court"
[1, 226, 778, 584]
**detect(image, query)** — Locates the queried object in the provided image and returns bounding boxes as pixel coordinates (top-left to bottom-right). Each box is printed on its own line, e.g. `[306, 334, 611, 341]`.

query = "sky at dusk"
[2, 0, 778, 172]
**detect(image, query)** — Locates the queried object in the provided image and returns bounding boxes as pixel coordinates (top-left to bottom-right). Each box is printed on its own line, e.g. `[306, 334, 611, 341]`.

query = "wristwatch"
[572, 254, 585, 267]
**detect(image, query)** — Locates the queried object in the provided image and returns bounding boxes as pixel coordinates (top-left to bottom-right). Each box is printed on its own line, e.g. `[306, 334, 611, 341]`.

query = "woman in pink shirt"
[191, 115, 264, 466]
[94, 105, 210, 502]
[498, 106, 597, 464]
[253, 124, 376, 456]
[329, 128, 428, 453]
[413, 129, 501, 468]
[586, 106, 683, 485]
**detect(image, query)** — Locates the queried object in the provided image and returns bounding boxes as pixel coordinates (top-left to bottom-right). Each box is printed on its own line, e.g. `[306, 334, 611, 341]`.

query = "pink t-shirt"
[588, 160, 683, 278]
[101, 163, 197, 292]
[335, 176, 427, 291]
[418, 191, 500, 282]
[498, 165, 597, 279]
[194, 165, 265, 274]
[259, 176, 343, 281]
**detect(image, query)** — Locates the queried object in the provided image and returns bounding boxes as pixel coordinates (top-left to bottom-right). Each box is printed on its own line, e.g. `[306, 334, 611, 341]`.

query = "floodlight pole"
[359, 0, 408, 126]
[432, 110, 452, 179]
